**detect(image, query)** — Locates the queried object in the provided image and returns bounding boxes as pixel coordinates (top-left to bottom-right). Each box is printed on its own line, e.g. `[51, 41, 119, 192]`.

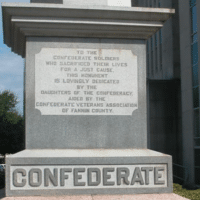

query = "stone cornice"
[2, 3, 175, 57]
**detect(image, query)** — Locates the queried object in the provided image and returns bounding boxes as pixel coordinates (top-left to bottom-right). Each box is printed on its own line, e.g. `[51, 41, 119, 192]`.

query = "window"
[159, 30, 163, 70]
[191, 6, 197, 34]
[195, 149, 200, 184]
[147, 40, 150, 52]
[155, 34, 158, 47]
[147, 40, 150, 76]
[193, 87, 199, 108]
[190, 0, 200, 185]
[158, 0, 161, 8]
[150, 0, 152, 7]
[190, 0, 199, 122]
[151, 37, 153, 51]
[151, 37, 154, 75]
[190, 0, 196, 8]
[155, 34, 158, 72]
[194, 109, 200, 138]
[154, 0, 156, 7]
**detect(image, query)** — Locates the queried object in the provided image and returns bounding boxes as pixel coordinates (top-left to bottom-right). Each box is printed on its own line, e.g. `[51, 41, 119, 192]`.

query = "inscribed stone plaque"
[35, 48, 138, 115]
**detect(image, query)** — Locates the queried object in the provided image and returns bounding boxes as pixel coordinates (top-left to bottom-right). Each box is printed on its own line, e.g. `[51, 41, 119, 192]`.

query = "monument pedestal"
[2, 1, 175, 197]
[6, 149, 172, 196]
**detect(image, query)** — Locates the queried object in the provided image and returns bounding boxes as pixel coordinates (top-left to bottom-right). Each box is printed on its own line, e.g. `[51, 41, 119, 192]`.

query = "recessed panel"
[35, 48, 138, 115]
[10, 164, 167, 190]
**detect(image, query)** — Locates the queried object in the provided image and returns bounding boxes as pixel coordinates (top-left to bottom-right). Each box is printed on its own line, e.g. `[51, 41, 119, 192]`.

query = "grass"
[173, 183, 200, 200]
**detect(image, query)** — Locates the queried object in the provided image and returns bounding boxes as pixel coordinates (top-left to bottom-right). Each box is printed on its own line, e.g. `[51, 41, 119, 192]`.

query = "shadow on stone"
[0, 188, 5, 198]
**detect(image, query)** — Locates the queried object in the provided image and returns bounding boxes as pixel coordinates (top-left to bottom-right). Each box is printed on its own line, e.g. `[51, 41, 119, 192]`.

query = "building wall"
[179, 0, 200, 186]
[148, 80, 182, 164]
[179, 0, 195, 187]
[133, 0, 186, 184]
[195, 0, 200, 186]
[136, 0, 200, 187]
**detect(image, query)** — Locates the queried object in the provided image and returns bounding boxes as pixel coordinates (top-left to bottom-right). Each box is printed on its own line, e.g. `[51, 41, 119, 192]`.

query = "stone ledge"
[5, 149, 173, 196]
[7, 149, 169, 158]
[0, 188, 190, 200]
[2, 3, 175, 57]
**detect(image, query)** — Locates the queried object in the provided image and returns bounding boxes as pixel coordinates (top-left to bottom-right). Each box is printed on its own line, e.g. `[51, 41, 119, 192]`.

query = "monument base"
[0, 193, 190, 200]
[6, 149, 172, 197]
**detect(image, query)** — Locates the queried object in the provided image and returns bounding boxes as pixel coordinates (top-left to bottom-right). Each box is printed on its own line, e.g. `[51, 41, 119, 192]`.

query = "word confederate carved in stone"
[11, 165, 167, 190]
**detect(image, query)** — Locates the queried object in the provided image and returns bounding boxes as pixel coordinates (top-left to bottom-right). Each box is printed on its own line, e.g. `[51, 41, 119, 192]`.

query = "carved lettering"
[74, 168, 86, 186]
[88, 168, 101, 186]
[60, 168, 72, 186]
[13, 169, 26, 187]
[117, 167, 130, 185]
[154, 167, 165, 185]
[29, 168, 42, 187]
[11, 165, 167, 190]
[44, 168, 58, 187]
[35, 48, 138, 115]
[141, 167, 153, 185]
[131, 167, 144, 185]
[103, 168, 115, 186]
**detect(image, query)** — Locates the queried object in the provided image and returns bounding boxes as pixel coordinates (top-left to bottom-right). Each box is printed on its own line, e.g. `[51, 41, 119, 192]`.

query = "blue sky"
[0, 0, 29, 115]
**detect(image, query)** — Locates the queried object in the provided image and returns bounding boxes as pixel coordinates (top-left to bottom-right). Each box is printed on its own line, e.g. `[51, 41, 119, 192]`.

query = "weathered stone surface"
[6, 149, 172, 196]
[31, 0, 63, 4]
[0, 190, 190, 200]
[2, 3, 175, 57]
[25, 37, 147, 150]
[35, 48, 138, 116]
[2, 1, 174, 197]
[31, 0, 132, 7]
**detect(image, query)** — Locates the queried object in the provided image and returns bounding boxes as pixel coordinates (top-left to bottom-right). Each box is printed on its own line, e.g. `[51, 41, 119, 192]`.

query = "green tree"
[0, 90, 25, 156]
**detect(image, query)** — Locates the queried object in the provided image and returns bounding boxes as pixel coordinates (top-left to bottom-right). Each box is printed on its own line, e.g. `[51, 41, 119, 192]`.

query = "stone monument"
[2, 0, 175, 197]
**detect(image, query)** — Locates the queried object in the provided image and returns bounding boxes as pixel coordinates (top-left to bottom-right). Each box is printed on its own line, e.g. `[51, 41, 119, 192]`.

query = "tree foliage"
[0, 90, 25, 155]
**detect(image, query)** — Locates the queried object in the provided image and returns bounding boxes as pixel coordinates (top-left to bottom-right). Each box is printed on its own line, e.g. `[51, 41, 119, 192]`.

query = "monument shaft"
[25, 37, 146, 149]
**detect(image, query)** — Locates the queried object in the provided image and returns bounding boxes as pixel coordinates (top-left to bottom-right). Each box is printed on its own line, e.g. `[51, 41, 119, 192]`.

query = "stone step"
[0, 189, 190, 200]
